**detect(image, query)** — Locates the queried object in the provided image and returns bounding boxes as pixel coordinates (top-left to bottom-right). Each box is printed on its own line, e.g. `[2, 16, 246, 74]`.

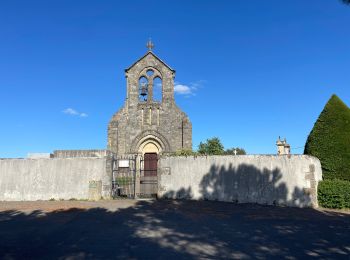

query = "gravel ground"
[0, 200, 349, 259]
[0, 200, 138, 213]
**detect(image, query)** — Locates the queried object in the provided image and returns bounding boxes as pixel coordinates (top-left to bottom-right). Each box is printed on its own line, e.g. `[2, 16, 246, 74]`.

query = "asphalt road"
[0, 200, 349, 259]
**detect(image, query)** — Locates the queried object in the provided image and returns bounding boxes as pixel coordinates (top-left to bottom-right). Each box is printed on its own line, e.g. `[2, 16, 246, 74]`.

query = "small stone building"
[107, 43, 192, 157]
[276, 137, 291, 155]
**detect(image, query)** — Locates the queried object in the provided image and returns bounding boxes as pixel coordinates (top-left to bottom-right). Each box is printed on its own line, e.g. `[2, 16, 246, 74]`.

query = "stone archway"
[135, 135, 163, 198]
[131, 131, 171, 198]
[137, 137, 162, 155]
[131, 130, 171, 154]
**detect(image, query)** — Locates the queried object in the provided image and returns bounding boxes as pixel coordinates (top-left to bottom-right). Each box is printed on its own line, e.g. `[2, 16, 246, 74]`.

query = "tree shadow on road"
[0, 199, 349, 259]
[0, 161, 348, 259]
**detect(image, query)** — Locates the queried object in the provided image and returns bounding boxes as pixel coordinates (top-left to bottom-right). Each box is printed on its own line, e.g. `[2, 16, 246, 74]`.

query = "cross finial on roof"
[146, 38, 154, 51]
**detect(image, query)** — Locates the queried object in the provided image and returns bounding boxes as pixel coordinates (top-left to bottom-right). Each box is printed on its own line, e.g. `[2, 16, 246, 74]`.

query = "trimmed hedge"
[304, 94, 350, 181]
[318, 179, 350, 209]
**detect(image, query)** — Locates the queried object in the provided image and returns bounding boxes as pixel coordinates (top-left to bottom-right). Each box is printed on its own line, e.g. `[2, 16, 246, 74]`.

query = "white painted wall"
[158, 155, 322, 208]
[0, 158, 110, 201]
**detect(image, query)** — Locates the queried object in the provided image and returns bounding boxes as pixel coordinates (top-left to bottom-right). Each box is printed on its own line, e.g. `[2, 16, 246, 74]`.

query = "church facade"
[107, 43, 192, 157]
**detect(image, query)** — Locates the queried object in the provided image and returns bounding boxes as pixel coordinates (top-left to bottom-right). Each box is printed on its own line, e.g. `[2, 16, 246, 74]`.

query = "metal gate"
[139, 153, 158, 198]
[112, 155, 136, 198]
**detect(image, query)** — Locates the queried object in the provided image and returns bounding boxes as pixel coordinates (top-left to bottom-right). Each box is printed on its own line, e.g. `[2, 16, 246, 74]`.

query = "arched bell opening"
[138, 76, 148, 102]
[138, 67, 163, 103]
[153, 76, 162, 102]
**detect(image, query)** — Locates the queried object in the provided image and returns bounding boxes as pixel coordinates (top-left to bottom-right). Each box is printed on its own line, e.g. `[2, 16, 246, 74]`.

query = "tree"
[304, 94, 350, 180]
[342, 0, 350, 4]
[224, 147, 246, 155]
[198, 137, 224, 155]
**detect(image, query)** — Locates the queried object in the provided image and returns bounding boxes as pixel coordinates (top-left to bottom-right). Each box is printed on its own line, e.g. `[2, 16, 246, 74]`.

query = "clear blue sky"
[1, 0, 349, 158]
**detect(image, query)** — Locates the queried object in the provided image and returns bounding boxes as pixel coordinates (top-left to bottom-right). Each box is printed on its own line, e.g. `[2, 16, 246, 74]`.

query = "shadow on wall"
[0, 200, 349, 259]
[163, 163, 312, 207]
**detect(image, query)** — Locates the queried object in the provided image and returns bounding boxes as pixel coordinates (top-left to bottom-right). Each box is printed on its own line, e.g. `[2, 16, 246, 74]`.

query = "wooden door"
[144, 153, 158, 176]
[140, 153, 158, 197]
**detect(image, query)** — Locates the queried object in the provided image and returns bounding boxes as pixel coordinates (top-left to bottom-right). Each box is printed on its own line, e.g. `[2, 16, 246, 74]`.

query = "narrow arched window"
[139, 76, 148, 101]
[153, 77, 162, 102]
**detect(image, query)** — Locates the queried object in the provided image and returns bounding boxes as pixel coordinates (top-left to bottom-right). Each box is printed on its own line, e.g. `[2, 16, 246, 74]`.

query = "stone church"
[0, 42, 322, 206]
[107, 41, 192, 157]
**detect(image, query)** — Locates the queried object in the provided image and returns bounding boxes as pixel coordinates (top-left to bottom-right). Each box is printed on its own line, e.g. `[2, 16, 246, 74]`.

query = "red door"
[144, 153, 158, 176]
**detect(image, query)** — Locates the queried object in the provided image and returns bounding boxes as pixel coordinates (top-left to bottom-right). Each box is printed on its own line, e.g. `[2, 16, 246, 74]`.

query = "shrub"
[172, 149, 197, 156]
[304, 94, 350, 181]
[318, 179, 350, 209]
[116, 176, 134, 185]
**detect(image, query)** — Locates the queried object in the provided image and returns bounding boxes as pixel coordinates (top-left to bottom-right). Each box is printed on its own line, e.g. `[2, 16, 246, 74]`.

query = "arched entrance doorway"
[137, 137, 162, 197]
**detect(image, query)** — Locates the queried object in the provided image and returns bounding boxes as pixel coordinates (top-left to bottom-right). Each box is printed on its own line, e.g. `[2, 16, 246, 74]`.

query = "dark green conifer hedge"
[304, 95, 350, 181]
[318, 179, 350, 209]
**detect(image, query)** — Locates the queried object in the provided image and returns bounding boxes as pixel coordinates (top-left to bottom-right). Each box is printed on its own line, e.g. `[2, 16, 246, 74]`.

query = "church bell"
[140, 82, 148, 98]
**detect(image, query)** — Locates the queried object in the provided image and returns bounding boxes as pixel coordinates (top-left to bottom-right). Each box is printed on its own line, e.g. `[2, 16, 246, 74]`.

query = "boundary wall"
[158, 155, 322, 207]
[0, 158, 111, 201]
[53, 150, 109, 158]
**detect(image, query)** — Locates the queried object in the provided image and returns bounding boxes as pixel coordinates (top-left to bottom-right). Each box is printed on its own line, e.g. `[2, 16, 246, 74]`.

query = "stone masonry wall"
[0, 158, 111, 201]
[53, 150, 109, 158]
[108, 51, 192, 155]
[158, 155, 322, 208]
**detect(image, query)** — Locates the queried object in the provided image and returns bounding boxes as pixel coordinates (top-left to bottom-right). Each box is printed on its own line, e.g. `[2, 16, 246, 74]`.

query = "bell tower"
[108, 41, 192, 156]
